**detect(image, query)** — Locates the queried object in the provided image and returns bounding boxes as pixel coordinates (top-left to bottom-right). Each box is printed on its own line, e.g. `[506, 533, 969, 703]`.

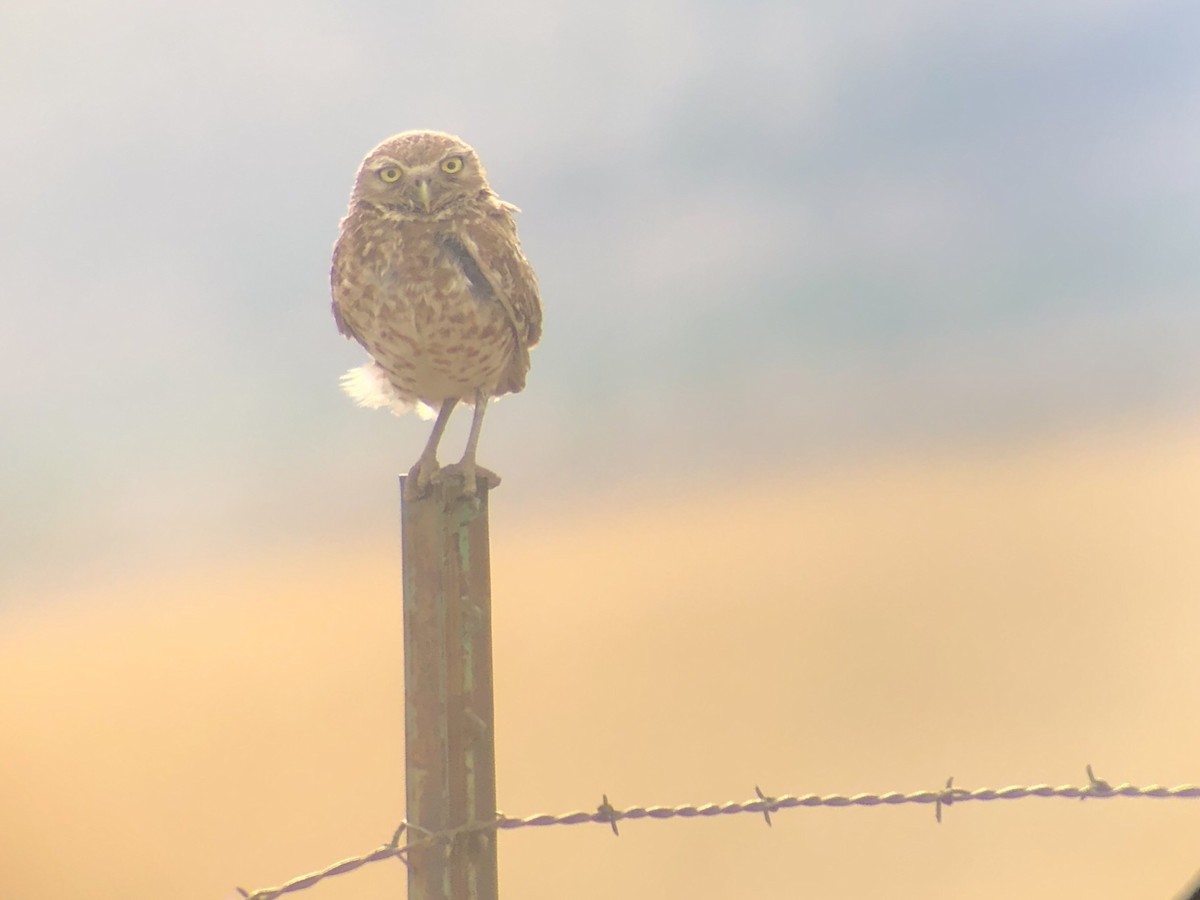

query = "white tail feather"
[339, 363, 420, 416]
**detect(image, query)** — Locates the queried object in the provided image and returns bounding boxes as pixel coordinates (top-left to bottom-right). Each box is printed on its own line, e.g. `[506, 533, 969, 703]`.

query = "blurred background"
[2, 1, 1199, 898]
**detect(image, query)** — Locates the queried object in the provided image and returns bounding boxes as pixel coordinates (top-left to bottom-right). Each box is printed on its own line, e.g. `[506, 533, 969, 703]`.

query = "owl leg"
[408, 398, 457, 492]
[444, 388, 500, 496]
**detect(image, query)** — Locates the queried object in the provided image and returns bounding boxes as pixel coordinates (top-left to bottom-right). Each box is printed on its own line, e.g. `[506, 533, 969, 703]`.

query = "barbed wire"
[236, 765, 1200, 900]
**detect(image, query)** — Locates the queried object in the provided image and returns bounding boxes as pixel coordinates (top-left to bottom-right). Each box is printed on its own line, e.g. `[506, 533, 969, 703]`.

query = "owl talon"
[406, 458, 441, 498]
[440, 462, 500, 497]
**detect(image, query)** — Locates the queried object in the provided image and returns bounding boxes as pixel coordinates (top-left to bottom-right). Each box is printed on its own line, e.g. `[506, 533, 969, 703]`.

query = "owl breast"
[333, 216, 517, 407]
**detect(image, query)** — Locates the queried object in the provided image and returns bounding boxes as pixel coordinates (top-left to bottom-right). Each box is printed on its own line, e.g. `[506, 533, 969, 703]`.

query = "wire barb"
[754, 785, 775, 827]
[1084, 764, 1112, 798]
[935, 776, 955, 823]
[237, 770, 1200, 899]
[598, 794, 621, 836]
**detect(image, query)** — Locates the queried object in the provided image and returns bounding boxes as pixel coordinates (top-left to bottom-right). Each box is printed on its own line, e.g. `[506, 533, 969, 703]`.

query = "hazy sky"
[3, 0, 1199, 592]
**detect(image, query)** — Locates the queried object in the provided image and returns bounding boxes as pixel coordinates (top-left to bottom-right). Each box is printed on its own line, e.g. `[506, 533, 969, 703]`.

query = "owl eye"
[440, 156, 464, 174]
[378, 167, 402, 183]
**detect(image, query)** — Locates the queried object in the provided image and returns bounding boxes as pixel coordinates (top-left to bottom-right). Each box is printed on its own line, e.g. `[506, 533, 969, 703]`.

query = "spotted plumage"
[331, 131, 542, 495]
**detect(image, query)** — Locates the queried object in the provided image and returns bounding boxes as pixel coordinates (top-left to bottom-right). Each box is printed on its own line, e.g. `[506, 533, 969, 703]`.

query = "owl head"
[351, 130, 492, 215]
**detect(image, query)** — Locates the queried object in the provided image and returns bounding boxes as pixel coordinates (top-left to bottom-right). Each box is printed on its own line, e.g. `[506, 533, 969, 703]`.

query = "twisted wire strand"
[237, 767, 1200, 899]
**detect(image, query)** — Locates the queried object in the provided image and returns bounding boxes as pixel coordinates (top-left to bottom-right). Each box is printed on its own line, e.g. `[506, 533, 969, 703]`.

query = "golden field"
[3, 421, 1199, 899]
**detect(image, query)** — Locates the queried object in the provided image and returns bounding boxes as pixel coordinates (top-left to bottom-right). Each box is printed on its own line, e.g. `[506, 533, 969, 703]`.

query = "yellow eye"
[378, 167, 401, 183]
[440, 156, 464, 174]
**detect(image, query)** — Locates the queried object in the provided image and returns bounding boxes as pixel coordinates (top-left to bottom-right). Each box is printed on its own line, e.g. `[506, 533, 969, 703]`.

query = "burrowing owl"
[331, 131, 542, 496]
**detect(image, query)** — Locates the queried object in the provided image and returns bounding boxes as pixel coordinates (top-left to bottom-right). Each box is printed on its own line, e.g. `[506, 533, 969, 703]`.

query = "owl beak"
[415, 179, 432, 213]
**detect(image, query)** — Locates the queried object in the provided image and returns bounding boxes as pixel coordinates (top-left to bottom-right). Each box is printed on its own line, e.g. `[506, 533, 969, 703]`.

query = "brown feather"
[330, 131, 542, 411]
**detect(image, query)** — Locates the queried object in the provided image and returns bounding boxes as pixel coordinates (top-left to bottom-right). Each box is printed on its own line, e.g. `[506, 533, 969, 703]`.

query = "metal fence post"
[401, 475, 498, 900]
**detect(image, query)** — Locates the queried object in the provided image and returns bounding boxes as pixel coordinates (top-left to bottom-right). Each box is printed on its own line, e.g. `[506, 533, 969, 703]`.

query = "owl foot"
[439, 461, 501, 497]
[405, 460, 499, 499]
[404, 458, 441, 499]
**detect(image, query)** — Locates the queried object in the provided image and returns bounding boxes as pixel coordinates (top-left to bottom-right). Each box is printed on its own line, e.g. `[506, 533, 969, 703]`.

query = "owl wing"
[444, 200, 542, 351]
[332, 297, 360, 342]
[330, 227, 369, 346]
